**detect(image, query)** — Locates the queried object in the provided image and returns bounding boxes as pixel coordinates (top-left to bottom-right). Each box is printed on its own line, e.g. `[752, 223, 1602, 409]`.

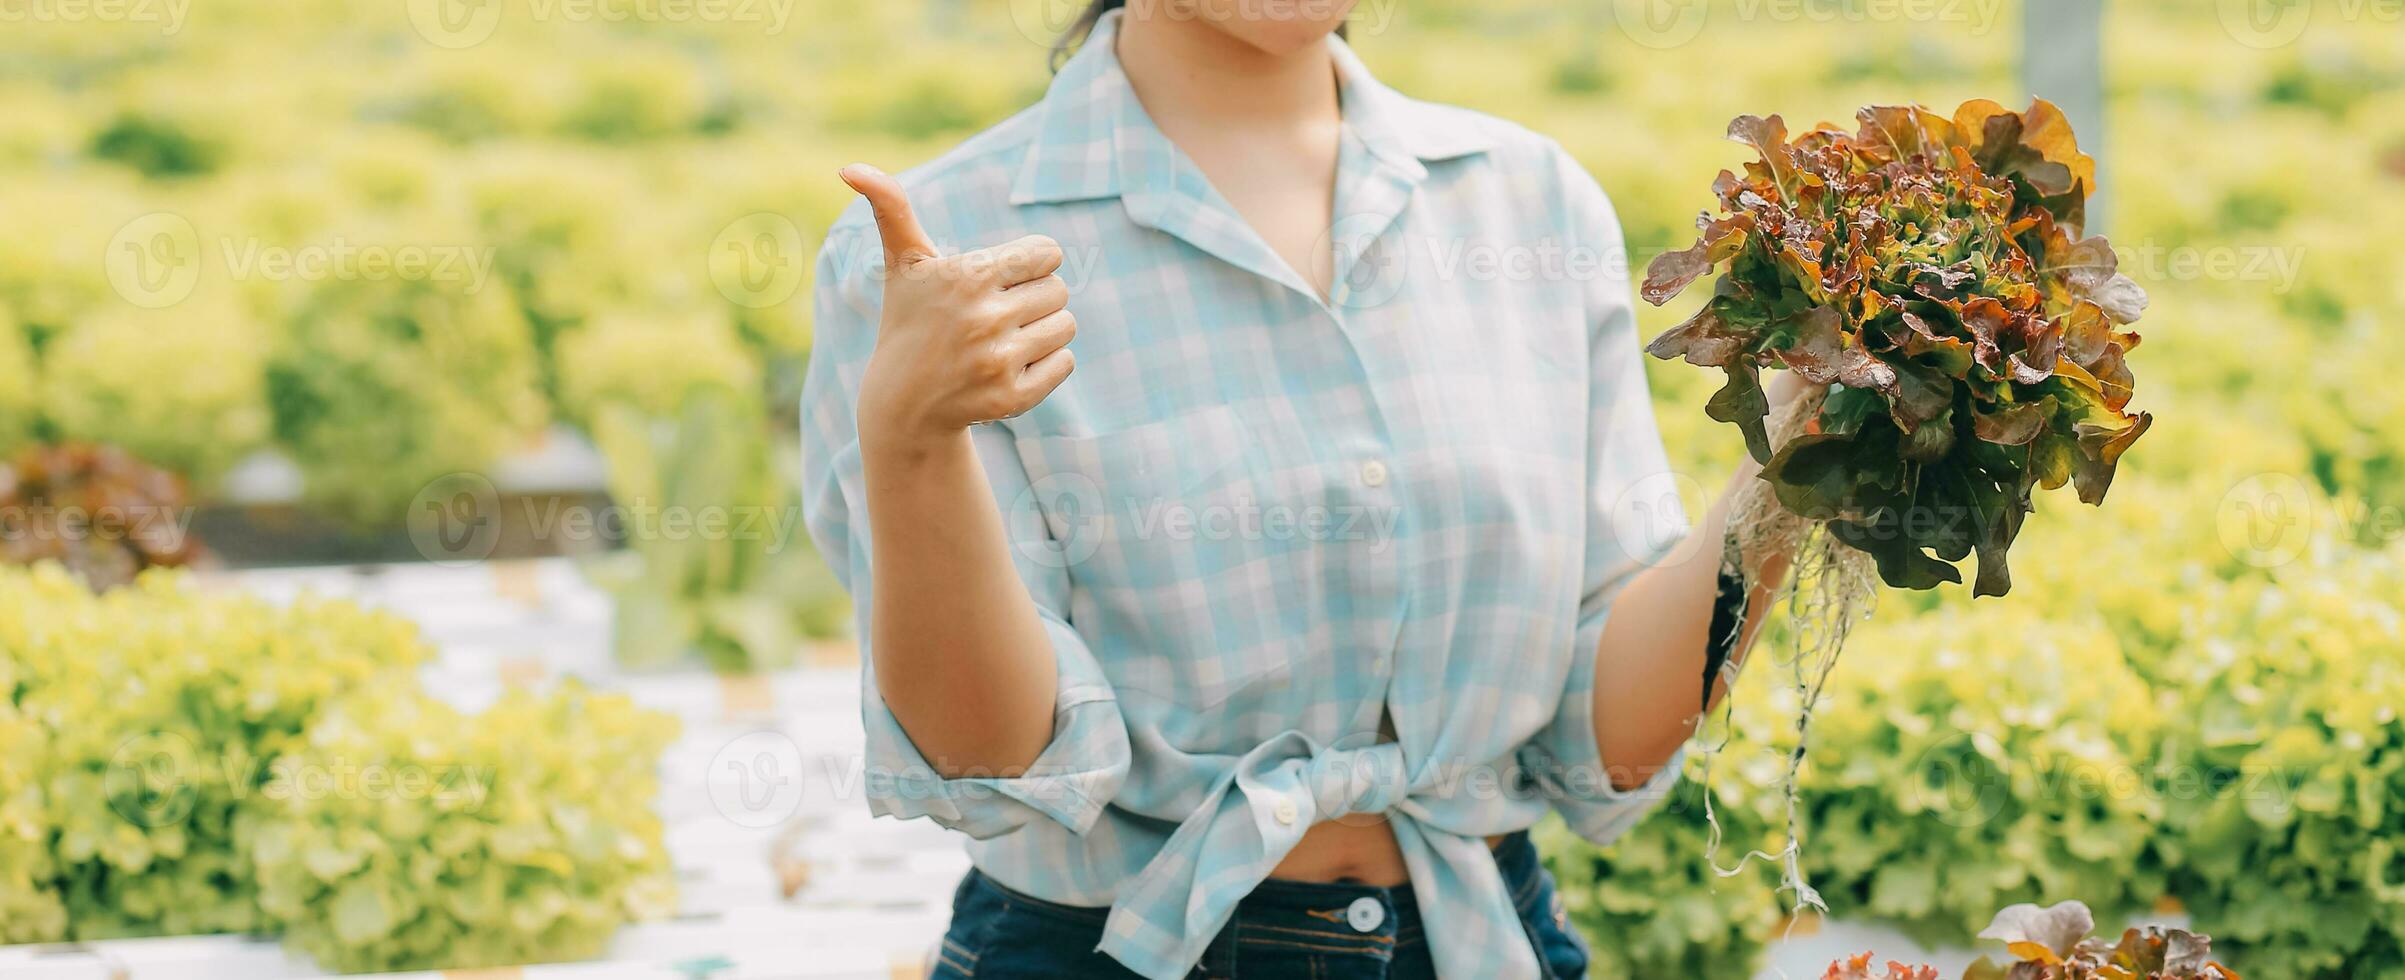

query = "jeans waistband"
[969, 829, 1537, 925]
[952, 830, 1572, 977]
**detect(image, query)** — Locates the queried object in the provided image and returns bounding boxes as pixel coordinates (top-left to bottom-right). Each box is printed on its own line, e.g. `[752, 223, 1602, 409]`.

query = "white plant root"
[1696, 385, 1880, 927]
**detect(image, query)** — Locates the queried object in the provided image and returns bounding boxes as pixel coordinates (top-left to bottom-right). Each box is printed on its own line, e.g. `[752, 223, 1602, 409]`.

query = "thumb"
[838, 164, 937, 269]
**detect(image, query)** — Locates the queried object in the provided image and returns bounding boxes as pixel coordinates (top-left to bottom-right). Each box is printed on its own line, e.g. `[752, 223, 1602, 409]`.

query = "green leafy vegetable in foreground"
[0, 562, 680, 972]
[1644, 100, 2151, 596]
[244, 683, 679, 974]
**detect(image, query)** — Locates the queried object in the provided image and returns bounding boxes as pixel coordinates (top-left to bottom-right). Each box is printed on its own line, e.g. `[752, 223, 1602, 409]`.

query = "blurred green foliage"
[584, 388, 850, 671]
[0, 563, 680, 969]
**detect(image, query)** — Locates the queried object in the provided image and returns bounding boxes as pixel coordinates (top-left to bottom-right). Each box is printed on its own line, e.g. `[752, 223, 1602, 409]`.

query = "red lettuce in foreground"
[1826, 900, 2240, 979]
[1644, 99, 2150, 596]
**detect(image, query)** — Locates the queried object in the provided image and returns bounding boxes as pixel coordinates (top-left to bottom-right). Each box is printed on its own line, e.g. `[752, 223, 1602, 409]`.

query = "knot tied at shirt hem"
[1095, 731, 1545, 980]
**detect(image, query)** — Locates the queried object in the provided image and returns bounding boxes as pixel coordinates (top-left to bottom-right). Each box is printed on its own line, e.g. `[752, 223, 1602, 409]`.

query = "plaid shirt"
[801, 12, 1687, 979]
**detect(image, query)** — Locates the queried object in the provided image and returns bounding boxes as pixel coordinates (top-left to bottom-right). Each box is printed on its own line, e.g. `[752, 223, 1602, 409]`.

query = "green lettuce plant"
[0, 671, 64, 944]
[584, 387, 848, 670]
[554, 312, 763, 429]
[2, 564, 428, 939]
[0, 564, 680, 970]
[0, 304, 37, 458]
[39, 302, 272, 489]
[242, 683, 679, 973]
[266, 270, 547, 526]
[1787, 604, 2169, 945]
[2142, 548, 2405, 977]
[1547, 517, 2405, 976]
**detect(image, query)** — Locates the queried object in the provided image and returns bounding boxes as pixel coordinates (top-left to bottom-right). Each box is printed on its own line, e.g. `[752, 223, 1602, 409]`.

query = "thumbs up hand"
[841, 164, 1077, 452]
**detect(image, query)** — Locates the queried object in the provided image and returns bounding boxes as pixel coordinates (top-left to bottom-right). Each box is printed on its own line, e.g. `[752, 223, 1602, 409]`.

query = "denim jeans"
[929, 831, 1589, 979]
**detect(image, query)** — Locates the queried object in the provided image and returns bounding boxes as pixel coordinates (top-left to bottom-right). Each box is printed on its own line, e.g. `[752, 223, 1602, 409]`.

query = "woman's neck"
[1113, 3, 1340, 133]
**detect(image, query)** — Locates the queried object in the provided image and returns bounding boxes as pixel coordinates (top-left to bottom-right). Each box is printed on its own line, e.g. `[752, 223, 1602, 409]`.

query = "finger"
[1018, 345, 1076, 401]
[999, 273, 1070, 322]
[983, 234, 1064, 288]
[837, 164, 937, 268]
[1011, 308, 1077, 363]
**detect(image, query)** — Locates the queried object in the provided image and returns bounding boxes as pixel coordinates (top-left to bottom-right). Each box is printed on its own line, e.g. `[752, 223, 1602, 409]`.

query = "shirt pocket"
[1011, 405, 1299, 710]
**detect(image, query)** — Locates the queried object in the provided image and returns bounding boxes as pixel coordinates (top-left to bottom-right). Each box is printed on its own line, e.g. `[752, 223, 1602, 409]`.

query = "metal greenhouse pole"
[2023, 0, 2108, 233]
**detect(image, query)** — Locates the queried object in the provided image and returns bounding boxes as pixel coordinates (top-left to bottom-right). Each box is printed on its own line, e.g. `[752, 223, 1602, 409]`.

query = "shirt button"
[1346, 897, 1385, 933]
[1272, 798, 1298, 826]
[1359, 460, 1389, 487]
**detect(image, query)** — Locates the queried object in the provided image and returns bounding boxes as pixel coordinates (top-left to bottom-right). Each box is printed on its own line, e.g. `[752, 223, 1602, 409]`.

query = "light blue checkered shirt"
[801, 13, 1687, 979]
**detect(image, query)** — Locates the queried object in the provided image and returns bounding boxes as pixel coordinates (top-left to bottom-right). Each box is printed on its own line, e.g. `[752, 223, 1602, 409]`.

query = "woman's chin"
[1223, 23, 1345, 56]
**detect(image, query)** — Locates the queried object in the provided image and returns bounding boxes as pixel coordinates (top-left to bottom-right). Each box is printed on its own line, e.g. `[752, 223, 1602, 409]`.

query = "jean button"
[1345, 896, 1385, 933]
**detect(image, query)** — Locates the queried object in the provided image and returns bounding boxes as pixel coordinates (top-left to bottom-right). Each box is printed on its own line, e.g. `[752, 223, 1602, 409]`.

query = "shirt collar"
[1009, 9, 1492, 207]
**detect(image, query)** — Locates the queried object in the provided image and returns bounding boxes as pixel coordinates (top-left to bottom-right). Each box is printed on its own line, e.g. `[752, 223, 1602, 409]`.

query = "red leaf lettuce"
[1644, 100, 2151, 595]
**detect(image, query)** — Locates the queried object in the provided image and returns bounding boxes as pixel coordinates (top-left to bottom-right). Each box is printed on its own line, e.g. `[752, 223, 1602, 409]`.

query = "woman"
[801, 2, 1800, 977]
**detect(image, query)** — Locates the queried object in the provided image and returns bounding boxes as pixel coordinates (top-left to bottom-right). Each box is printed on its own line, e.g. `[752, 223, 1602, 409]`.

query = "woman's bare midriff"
[1270, 820, 1513, 886]
[1265, 712, 1508, 886]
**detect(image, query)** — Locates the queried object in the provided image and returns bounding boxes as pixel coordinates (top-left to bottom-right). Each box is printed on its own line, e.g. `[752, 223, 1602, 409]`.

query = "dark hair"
[1051, 0, 1349, 72]
[1050, 0, 1125, 70]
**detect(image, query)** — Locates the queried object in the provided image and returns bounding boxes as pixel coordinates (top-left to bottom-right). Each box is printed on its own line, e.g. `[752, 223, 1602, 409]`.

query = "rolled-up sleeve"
[1518, 146, 1688, 846]
[799, 224, 1130, 840]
